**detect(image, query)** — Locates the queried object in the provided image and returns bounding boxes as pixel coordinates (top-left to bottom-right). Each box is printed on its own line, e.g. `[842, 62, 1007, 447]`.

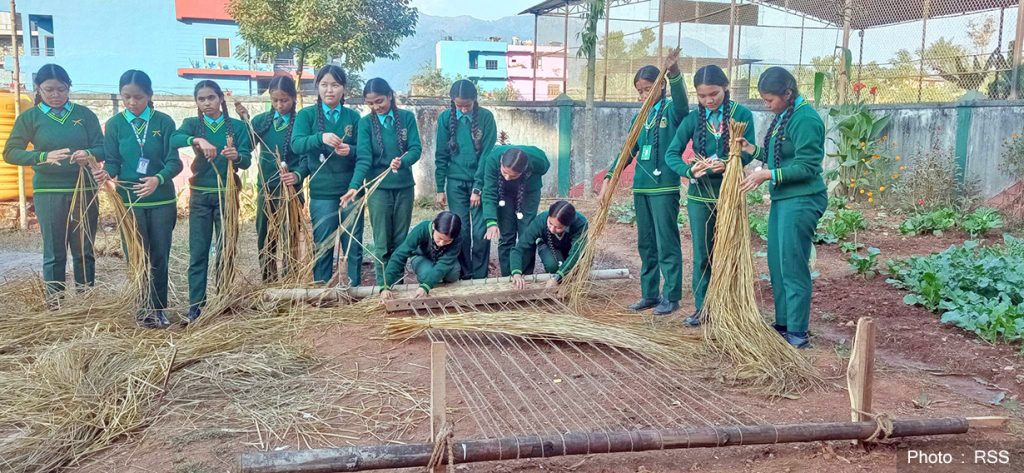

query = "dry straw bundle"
[698, 121, 822, 395]
[557, 63, 671, 308]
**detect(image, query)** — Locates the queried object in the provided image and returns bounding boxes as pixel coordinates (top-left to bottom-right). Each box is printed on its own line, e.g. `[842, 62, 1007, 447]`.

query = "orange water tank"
[0, 92, 35, 201]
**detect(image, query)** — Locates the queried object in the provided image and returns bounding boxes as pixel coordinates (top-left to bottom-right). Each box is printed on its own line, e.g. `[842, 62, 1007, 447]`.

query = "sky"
[410, 0, 539, 20]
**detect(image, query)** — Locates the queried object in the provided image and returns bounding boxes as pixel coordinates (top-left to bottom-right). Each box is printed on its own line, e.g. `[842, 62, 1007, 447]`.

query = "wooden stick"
[848, 317, 876, 446]
[263, 269, 631, 302]
[239, 417, 971, 473]
[384, 288, 558, 313]
[966, 416, 1010, 429]
[430, 342, 446, 445]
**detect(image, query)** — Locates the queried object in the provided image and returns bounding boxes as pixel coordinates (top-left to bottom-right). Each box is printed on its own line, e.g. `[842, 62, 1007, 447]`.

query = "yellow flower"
[893, 174, 900, 180]
[868, 191, 874, 196]
[895, 155, 901, 161]
[899, 165, 905, 171]
[859, 189, 865, 194]
[879, 186, 886, 192]
[868, 197, 874, 203]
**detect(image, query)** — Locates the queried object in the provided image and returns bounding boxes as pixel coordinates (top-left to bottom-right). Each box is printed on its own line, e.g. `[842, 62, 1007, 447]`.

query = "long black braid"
[470, 102, 481, 154]
[543, 201, 577, 265]
[498, 148, 531, 219]
[429, 211, 462, 261]
[254, 76, 298, 160]
[393, 102, 407, 153]
[447, 98, 459, 155]
[757, 67, 800, 170]
[692, 65, 733, 161]
[447, 79, 481, 156]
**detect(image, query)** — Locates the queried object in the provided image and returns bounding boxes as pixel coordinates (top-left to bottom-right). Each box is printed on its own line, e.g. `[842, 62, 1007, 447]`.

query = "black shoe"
[684, 313, 702, 327]
[653, 298, 680, 316]
[773, 324, 787, 336]
[784, 332, 811, 349]
[628, 298, 660, 311]
[153, 310, 171, 329]
[136, 310, 164, 329]
[183, 306, 202, 326]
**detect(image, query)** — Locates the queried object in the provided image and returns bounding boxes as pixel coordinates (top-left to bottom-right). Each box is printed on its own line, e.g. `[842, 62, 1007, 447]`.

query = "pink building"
[506, 42, 565, 101]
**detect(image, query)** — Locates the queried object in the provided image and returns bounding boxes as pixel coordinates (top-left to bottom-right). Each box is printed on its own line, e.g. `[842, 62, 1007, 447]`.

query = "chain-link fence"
[525, 0, 1023, 104]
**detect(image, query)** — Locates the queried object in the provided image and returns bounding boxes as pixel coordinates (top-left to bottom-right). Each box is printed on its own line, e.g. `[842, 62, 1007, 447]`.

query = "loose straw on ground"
[698, 121, 823, 395]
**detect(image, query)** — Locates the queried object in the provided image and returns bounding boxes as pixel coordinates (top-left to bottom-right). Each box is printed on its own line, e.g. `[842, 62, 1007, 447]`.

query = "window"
[204, 37, 230, 58]
[469, 52, 479, 70]
[485, 59, 498, 70]
[44, 36, 54, 56]
[28, 15, 54, 56]
[30, 36, 38, 56]
[547, 84, 561, 97]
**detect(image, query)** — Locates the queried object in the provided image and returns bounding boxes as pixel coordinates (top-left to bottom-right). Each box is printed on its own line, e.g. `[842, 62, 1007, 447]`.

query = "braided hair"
[314, 65, 348, 136]
[634, 65, 667, 154]
[429, 211, 462, 261]
[544, 201, 577, 264]
[447, 79, 482, 155]
[364, 78, 406, 161]
[191, 80, 233, 142]
[758, 67, 799, 170]
[118, 69, 155, 111]
[693, 65, 732, 160]
[254, 75, 298, 160]
[33, 64, 72, 106]
[498, 148, 531, 220]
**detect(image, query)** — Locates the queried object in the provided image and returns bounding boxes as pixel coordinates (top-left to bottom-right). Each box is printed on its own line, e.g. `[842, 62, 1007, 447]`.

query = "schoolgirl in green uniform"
[346, 78, 422, 287]
[480, 145, 550, 276]
[737, 67, 827, 349]
[434, 80, 497, 279]
[292, 65, 363, 286]
[246, 76, 302, 283]
[170, 79, 252, 323]
[509, 200, 588, 290]
[3, 64, 105, 306]
[598, 52, 687, 316]
[379, 211, 462, 300]
[91, 70, 182, 327]
[664, 65, 757, 326]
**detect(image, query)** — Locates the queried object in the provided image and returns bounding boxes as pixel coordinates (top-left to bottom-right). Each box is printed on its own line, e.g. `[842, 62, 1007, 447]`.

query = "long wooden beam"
[262, 269, 630, 303]
[240, 417, 970, 473]
[384, 288, 557, 313]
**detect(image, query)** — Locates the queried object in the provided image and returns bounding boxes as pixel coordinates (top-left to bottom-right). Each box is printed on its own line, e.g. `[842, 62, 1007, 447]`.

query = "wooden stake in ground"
[847, 316, 875, 446]
[430, 341, 447, 473]
[698, 121, 822, 395]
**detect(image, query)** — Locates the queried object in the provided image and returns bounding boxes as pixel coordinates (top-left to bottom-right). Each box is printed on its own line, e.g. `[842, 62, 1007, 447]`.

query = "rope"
[425, 419, 456, 472]
[853, 408, 894, 443]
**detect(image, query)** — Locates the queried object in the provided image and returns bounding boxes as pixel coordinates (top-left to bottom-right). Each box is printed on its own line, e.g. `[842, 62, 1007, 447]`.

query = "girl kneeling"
[510, 201, 588, 290]
[380, 211, 462, 300]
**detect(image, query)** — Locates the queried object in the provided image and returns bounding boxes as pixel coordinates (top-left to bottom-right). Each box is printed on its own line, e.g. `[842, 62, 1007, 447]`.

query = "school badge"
[344, 125, 353, 139]
[660, 117, 668, 128]
[472, 128, 483, 140]
[398, 128, 408, 141]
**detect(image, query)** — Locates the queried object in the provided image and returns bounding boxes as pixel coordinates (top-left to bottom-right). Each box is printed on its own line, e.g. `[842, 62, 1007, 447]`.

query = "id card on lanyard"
[133, 119, 150, 174]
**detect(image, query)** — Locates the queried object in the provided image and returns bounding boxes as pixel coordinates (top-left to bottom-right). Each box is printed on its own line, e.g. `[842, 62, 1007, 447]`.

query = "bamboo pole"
[10, 0, 25, 230]
[838, 0, 852, 105]
[430, 342, 446, 443]
[239, 417, 971, 473]
[1011, 2, 1024, 99]
[847, 317, 876, 446]
[262, 268, 631, 302]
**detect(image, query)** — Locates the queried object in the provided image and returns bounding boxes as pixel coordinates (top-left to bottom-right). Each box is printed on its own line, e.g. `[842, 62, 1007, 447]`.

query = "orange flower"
[853, 82, 866, 93]
[899, 165, 906, 171]
[879, 186, 886, 192]
[895, 155, 901, 161]
[871, 154, 880, 159]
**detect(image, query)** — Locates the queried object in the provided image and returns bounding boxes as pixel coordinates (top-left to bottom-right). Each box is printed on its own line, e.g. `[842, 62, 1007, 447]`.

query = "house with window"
[0, 0, 312, 95]
[435, 38, 565, 100]
[435, 40, 510, 93]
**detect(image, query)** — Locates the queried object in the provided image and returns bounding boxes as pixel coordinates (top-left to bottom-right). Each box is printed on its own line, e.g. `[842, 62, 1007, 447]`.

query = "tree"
[408, 63, 458, 98]
[227, 0, 417, 102]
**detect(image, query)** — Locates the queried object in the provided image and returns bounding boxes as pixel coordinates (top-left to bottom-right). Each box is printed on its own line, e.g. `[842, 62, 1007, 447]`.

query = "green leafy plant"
[610, 201, 636, 225]
[848, 247, 881, 278]
[749, 213, 769, 241]
[746, 182, 767, 207]
[899, 207, 957, 235]
[825, 95, 897, 203]
[888, 235, 1024, 343]
[839, 241, 864, 254]
[815, 208, 867, 244]
[960, 207, 1004, 237]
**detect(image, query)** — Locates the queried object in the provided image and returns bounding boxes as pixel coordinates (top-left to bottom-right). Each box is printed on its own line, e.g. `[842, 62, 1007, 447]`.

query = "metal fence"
[526, 0, 1023, 104]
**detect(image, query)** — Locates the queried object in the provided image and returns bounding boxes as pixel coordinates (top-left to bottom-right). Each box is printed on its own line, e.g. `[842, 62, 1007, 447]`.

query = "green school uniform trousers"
[170, 116, 252, 308]
[291, 104, 364, 285]
[607, 73, 689, 302]
[2, 103, 105, 296]
[665, 102, 757, 312]
[481, 145, 550, 276]
[510, 211, 588, 278]
[759, 100, 828, 333]
[434, 107, 497, 279]
[351, 109, 422, 287]
[103, 109, 182, 309]
[382, 220, 461, 291]
[251, 111, 306, 282]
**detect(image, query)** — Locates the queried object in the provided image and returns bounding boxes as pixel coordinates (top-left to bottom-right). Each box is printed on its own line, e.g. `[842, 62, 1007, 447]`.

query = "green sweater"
[103, 109, 182, 206]
[169, 116, 252, 193]
[510, 211, 589, 279]
[290, 104, 362, 200]
[250, 111, 303, 194]
[352, 109, 422, 191]
[433, 107, 497, 192]
[3, 103, 105, 193]
[664, 101, 757, 202]
[606, 73, 689, 195]
[759, 99, 827, 201]
[383, 220, 462, 291]
[481, 145, 550, 225]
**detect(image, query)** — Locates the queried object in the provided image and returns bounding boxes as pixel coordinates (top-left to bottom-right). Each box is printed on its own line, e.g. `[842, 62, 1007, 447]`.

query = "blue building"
[435, 40, 509, 92]
[0, 0, 311, 95]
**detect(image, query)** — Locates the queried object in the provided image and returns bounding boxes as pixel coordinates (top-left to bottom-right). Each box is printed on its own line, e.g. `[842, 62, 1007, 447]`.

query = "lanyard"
[132, 118, 150, 155]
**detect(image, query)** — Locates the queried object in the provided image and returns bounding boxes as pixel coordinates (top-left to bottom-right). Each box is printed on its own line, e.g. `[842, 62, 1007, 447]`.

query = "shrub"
[847, 246, 881, 278]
